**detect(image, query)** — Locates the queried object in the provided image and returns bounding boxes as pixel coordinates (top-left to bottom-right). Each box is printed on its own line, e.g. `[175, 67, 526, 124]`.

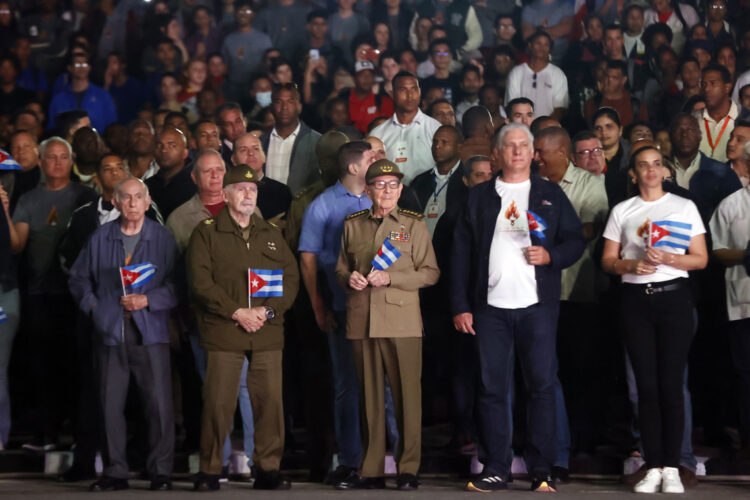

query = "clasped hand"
[232, 307, 267, 333]
[348, 270, 390, 290]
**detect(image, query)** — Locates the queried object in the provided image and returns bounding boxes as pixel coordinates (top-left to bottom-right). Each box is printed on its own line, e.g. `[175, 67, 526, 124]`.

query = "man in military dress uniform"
[335, 159, 439, 490]
[186, 165, 299, 491]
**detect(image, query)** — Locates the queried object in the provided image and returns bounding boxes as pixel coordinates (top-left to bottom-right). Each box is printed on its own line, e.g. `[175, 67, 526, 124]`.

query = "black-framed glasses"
[368, 180, 400, 190]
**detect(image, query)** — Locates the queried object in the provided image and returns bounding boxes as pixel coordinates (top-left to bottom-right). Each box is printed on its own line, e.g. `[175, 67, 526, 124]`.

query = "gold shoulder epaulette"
[267, 220, 279, 229]
[346, 209, 369, 220]
[203, 218, 215, 225]
[293, 185, 313, 200]
[399, 208, 423, 220]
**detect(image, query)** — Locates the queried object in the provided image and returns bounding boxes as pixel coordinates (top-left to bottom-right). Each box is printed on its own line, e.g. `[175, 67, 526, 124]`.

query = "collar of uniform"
[215, 205, 256, 234]
[391, 109, 427, 127]
[432, 159, 460, 180]
[271, 122, 301, 140]
[369, 205, 401, 222]
[702, 100, 739, 124]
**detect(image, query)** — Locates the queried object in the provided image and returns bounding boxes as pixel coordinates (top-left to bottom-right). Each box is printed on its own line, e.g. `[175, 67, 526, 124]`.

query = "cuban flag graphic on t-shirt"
[649, 220, 692, 250]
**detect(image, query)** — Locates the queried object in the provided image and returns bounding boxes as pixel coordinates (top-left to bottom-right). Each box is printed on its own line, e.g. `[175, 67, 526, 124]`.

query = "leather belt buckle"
[645, 284, 655, 295]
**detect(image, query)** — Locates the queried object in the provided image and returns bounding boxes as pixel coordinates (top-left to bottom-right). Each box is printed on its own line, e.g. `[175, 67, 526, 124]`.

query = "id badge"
[395, 140, 408, 163]
[426, 201, 439, 219]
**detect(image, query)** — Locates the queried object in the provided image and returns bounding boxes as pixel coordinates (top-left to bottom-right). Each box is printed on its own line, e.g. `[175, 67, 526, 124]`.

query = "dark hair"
[702, 63, 732, 84]
[429, 37, 452, 55]
[165, 111, 189, 125]
[427, 98, 452, 117]
[592, 107, 622, 127]
[667, 112, 697, 135]
[464, 155, 491, 178]
[434, 124, 463, 144]
[462, 105, 493, 138]
[740, 83, 750, 100]
[734, 119, 750, 129]
[459, 64, 481, 81]
[526, 30, 553, 49]
[427, 24, 447, 40]
[642, 23, 673, 50]
[338, 140, 372, 177]
[306, 8, 327, 23]
[271, 82, 299, 100]
[606, 58, 628, 76]
[56, 110, 90, 138]
[533, 126, 571, 153]
[506, 97, 534, 116]
[678, 56, 699, 74]
[681, 94, 705, 113]
[603, 23, 623, 36]
[398, 48, 417, 64]
[215, 102, 243, 121]
[629, 145, 662, 170]
[392, 70, 419, 90]
[571, 130, 599, 151]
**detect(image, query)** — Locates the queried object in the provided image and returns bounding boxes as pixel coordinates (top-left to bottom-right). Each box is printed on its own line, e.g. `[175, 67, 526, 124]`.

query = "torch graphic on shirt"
[505, 200, 520, 226]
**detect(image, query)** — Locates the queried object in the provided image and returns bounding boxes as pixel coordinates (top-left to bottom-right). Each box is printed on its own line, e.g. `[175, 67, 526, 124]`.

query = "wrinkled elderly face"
[572, 138, 606, 175]
[41, 141, 73, 180]
[223, 182, 258, 217]
[366, 175, 402, 214]
[115, 178, 151, 224]
[192, 153, 226, 195]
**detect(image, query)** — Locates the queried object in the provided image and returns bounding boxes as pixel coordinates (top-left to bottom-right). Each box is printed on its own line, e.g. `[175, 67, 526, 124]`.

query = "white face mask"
[255, 91, 272, 108]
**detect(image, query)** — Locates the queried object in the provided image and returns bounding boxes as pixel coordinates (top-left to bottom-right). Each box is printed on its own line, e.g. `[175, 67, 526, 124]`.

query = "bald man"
[146, 127, 197, 218]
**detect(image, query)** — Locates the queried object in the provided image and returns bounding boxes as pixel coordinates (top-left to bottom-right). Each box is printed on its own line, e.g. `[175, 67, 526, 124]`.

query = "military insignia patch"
[389, 231, 411, 241]
[203, 219, 214, 225]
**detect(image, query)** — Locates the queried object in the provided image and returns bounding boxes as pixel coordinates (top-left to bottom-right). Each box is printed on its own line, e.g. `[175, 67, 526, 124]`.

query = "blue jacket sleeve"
[144, 232, 179, 313]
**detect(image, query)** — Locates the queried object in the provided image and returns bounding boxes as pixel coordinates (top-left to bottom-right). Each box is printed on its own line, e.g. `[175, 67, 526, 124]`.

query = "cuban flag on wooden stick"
[649, 220, 692, 250]
[527, 210, 548, 241]
[249, 269, 283, 299]
[0, 306, 7, 324]
[0, 148, 21, 171]
[372, 237, 402, 271]
[120, 262, 157, 294]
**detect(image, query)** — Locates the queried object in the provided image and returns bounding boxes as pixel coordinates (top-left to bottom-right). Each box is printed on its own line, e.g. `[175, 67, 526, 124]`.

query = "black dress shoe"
[193, 473, 220, 491]
[552, 465, 570, 484]
[335, 472, 386, 490]
[326, 464, 357, 485]
[57, 467, 97, 482]
[89, 476, 129, 491]
[253, 468, 291, 490]
[396, 473, 419, 490]
[149, 475, 173, 491]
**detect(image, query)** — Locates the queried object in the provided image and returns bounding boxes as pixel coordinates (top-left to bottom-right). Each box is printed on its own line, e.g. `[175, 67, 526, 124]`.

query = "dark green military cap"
[224, 164, 260, 187]
[366, 159, 404, 183]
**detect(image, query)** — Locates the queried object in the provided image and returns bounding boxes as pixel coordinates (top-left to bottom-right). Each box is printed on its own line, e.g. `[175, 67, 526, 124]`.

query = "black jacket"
[451, 174, 585, 315]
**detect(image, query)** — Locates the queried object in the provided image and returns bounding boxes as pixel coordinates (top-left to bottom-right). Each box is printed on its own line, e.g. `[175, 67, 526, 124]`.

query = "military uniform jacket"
[335, 206, 439, 340]
[187, 207, 299, 352]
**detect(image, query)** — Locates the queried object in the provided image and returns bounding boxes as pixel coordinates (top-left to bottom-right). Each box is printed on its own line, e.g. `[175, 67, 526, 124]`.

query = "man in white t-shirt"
[504, 31, 568, 120]
[451, 123, 585, 493]
[710, 185, 750, 455]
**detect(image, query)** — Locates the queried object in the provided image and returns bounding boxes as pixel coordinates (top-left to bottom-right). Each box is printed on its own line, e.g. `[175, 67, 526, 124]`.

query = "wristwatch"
[264, 305, 275, 319]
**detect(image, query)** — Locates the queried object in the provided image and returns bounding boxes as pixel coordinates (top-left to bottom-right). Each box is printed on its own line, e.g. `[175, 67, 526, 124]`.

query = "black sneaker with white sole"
[467, 472, 509, 492]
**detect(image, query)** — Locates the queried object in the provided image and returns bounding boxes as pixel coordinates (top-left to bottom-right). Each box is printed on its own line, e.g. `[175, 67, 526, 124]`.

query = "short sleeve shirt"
[504, 62, 569, 117]
[298, 181, 372, 311]
[603, 193, 706, 284]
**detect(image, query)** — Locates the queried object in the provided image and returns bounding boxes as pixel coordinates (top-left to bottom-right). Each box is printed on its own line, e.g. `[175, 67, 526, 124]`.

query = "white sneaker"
[633, 467, 662, 493]
[661, 467, 685, 494]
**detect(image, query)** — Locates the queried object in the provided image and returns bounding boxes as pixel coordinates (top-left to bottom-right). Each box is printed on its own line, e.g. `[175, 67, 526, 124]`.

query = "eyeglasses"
[575, 147, 603, 157]
[238, 8, 253, 14]
[499, 24, 515, 30]
[434, 51, 450, 57]
[710, 4, 726, 9]
[369, 180, 400, 190]
[73, 62, 89, 68]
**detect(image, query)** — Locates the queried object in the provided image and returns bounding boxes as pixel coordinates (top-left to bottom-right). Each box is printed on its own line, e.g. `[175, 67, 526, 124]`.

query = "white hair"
[496, 122, 534, 154]
[39, 136, 72, 158]
[114, 176, 150, 203]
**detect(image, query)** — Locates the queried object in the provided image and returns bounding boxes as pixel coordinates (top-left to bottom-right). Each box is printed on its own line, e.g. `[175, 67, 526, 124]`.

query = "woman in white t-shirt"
[601, 146, 708, 494]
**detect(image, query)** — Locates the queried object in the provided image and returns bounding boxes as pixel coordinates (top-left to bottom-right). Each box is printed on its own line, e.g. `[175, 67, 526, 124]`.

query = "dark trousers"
[474, 302, 559, 478]
[729, 318, 750, 448]
[26, 293, 75, 443]
[621, 281, 695, 469]
[97, 322, 174, 479]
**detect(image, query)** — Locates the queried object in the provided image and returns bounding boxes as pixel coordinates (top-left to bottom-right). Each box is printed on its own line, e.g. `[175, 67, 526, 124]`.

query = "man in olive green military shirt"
[335, 159, 439, 490]
[186, 165, 299, 491]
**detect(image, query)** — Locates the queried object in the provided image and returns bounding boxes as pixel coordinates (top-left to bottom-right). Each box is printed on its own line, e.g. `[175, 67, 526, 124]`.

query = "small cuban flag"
[649, 220, 692, 250]
[527, 210, 548, 241]
[0, 306, 7, 324]
[0, 148, 21, 171]
[372, 237, 402, 271]
[120, 262, 157, 294]
[249, 269, 283, 302]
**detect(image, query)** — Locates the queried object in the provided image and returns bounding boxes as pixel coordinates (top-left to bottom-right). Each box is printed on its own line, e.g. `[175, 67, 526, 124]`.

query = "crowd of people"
[0, 0, 750, 495]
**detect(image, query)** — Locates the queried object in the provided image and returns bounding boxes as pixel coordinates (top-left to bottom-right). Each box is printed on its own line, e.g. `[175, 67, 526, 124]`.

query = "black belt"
[623, 279, 686, 295]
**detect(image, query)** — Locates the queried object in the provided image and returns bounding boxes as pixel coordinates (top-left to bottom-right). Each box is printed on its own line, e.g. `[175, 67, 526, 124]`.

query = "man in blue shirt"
[298, 141, 374, 483]
[47, 52, 117, 133]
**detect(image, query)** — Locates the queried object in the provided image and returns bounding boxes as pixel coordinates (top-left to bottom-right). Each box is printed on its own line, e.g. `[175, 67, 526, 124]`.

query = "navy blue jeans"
[474, 302, 559, 478]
